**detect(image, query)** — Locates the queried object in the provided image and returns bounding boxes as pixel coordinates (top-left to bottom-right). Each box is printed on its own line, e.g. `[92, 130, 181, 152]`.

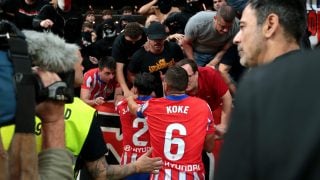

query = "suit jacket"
[216, 49, 320, 180]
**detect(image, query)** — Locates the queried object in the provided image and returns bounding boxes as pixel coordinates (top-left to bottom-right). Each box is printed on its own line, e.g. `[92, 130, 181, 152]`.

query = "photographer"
[0, 69, 73, 180]
[34, 69, 74, 180]
[0, 20, 73, 179]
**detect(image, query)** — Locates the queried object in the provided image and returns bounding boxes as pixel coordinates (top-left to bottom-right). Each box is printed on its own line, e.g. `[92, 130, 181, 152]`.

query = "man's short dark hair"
[122, 6, 133, 14]
[85, 10, 95, 17]
[101, 9, 112, 16]
[134, 73, 156, 95]
[98, 56, 116, 71]
[248, 0, 306, 43]
[175, 58, 198, 74]
[164, 66, 188, 92]
[217, 5, 236, 22]
[123, 22, 144, 39]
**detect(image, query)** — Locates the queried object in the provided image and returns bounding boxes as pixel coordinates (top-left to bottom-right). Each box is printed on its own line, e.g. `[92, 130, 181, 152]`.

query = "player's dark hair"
[98, 56, 116, 71]
[134, 73, 156, 95]
[124, 22, 144, 39]
[164, 66, 188, 92]
[217, 5, 236, 23]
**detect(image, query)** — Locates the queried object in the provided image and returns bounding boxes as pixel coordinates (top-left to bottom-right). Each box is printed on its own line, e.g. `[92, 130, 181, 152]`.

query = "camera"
[34, 70, 74, 104]
[0, 20, 74, 104]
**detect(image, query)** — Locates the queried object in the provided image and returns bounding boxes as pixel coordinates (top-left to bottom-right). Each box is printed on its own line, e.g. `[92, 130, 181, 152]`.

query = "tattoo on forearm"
[86, 156, 136, 180]
[87, 156, 107, 179]
[105, 163, 136, 179]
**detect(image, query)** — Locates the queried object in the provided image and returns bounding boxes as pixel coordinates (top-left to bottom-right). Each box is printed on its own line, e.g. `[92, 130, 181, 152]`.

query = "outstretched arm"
[181, 37, 194, 60]
[127, 95, 140, 115]
[216, 90, 233, 139]
[138, 0, 158, 15]
[206, 41, 233, 67]
[116, 62, 134, 97]
[80, 88, 105, 106]
[218, 63, 237, 95]
[85, 148, 162, 180]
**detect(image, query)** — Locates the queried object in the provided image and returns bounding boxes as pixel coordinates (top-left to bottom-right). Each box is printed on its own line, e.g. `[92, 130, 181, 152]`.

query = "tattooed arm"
[86, 148, 163, 180]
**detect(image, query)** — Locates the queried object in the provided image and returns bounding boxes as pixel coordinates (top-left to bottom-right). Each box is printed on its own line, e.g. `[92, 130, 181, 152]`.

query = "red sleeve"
[211, 68, 229, 98]
[81, 69, 95, 89]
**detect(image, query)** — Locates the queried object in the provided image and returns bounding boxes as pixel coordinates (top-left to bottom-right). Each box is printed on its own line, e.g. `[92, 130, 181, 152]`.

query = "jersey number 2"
[132, 117, 148, 146]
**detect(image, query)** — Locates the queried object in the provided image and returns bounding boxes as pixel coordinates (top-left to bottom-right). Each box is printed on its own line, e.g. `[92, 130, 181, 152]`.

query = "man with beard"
[215, 0, 320, 180]
[128, 22, 184, 97]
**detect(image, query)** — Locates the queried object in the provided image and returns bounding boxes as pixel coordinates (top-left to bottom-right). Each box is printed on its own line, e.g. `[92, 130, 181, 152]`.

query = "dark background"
[75, 0, 213, 13]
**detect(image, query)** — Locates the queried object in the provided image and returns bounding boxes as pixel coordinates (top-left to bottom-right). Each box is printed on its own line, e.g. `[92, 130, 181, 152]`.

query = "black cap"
[147, 22, 167, 40]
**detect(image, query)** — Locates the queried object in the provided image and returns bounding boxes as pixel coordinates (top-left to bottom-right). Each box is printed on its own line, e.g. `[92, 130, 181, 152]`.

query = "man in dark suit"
[216, 0, 320, 180]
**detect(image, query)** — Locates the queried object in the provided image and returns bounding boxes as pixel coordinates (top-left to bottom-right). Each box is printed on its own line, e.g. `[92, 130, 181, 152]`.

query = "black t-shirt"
[74, 113, 108, 178]
[111, 32, 147, 65]
[2, 0, 49, 30]
[128, 41, 185, 97]
[33, 5, 83, 44]
[216, 50, 320, 180]
[81, 36, 116, 72]
[76, 113, 107, 165]
[163, 11, 193, 34]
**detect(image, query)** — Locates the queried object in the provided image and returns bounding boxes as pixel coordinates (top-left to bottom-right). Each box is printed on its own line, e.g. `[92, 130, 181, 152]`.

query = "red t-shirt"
[115, 96, 152, 165]
[192, 67, 228, 124]
[138, 95, 214, 180]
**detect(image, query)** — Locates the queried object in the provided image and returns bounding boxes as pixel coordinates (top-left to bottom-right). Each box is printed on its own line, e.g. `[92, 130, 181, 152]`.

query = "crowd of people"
[1, 0, 320, 179]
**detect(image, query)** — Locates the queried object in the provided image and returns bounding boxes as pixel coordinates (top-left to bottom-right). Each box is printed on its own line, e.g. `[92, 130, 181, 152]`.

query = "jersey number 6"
[164, 123, 187, 161]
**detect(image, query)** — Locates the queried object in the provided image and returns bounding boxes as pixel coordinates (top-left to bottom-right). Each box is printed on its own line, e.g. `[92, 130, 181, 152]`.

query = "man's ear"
[263, 13, 279, 38]
[162, 81, 168, 94]
[213, 16, 218, 23]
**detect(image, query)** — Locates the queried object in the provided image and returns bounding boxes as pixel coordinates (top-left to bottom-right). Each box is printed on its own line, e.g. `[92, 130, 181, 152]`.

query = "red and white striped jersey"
[138, 95, 215, 180]
[116, 96, 152, 164]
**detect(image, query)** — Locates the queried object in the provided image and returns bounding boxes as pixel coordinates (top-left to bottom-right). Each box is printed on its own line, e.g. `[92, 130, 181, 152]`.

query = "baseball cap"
[147, 22, 167, 40]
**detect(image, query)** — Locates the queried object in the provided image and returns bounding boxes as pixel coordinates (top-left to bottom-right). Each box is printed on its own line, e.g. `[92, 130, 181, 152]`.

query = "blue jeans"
[125, 173, 150, 180]
[194, 52, 215, 67]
